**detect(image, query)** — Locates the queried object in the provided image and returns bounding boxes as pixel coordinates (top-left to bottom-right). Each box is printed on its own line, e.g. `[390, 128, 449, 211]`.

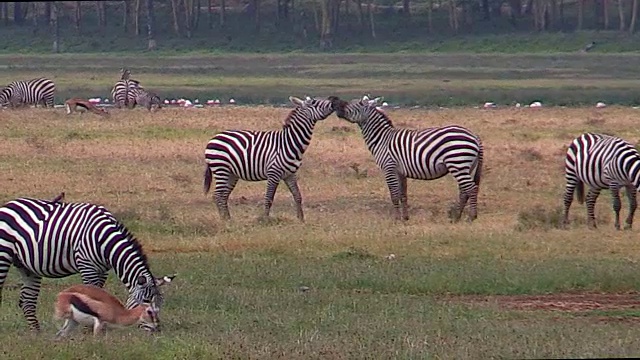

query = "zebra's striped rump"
[204, 96, 336, 221]
[0, 77, 55, 108]
[331, 96, 483, 222]
[563, 132, 640, 230]
[0, 196, 175, 331]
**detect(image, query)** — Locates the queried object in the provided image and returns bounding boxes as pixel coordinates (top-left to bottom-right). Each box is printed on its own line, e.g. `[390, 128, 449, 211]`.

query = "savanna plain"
[1, 104, 640, 359]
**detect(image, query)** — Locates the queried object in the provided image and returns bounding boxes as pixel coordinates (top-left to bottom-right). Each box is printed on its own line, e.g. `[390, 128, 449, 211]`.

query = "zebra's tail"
[203, 165, 212, 195]
[576, 181, 585, 204]
[473, 141, 484, 188]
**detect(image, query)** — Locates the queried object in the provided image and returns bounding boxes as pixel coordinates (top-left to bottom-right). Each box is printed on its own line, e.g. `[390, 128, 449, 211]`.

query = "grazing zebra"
[0, 78, 55, 108]
[203, 96, 335, 221]
[563, 133, 640, 230]
[330, 96, 484, 222]
[0, 196, 175, 331]
[131, 87, 162, 111]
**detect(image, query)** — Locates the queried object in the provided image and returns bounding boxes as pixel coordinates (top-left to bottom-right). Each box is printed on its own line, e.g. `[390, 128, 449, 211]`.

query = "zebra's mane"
[113, 221, 151, 271]
[282, 108, 300, 128]
[368, 106, 394, 128]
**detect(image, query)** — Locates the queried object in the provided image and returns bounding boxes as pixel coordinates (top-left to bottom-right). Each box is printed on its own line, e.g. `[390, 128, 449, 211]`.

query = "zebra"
[0, 78, 55, 108]
[563, 132, 640, 230]
[0, 196, 176, 331]
[131, 87, 162, 111]
[111, 68, 142, 109]
[203, 96, 336, 221]
[330, 96, 484, 222]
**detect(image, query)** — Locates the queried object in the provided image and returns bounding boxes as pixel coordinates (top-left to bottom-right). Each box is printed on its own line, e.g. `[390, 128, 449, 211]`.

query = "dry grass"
[1, 106, 640, 260]
[3, 106, 640, 358]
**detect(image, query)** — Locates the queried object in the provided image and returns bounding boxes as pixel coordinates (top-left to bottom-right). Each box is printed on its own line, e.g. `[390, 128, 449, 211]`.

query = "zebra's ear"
[289, 96, 304, 107]
[155, 274, 176, 287]
[369, 97, 383, 106]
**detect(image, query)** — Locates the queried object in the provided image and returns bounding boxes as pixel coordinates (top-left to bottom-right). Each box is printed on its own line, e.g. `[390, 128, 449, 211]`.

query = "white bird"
[596, 101, 607, 108]
[229, 98, 236, 104]
[529, 101, 542, 108]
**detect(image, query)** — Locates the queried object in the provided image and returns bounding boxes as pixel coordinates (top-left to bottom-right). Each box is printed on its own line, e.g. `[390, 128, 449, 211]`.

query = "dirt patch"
[447, 292, 640, 312]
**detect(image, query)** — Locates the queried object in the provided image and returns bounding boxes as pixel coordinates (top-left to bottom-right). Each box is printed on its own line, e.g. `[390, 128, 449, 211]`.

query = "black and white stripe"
[563, 132, 640, 229]
[0, 78, 55, 108]
[0, 197, 169, 331]
[131, 87, 162, 111]
[331, 96, 483, 222]
[203, 96, 335, 221]
[111, 68, 142, 109]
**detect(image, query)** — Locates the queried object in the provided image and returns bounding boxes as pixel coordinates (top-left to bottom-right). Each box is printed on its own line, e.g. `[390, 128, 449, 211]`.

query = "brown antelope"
[54, 284, 160, 338]
[64, 98, 109, 117]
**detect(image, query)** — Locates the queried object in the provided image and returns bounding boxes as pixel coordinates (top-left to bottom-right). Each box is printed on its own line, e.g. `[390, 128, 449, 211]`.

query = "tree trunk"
[354, 0, 363, 31]
[123, 0, 130, 33]
[368, 0, 376, 38]
[448, 0, 459, 32]
[208, 0, 213, 28]
[194, 0, 201, 30]
[603, 0, 609, 29]
[427, 0, 433, 32]
[403, 0, 410, 18]
[251, 0, 260, 32]
[14, 2, 24, 25]
[135, 0, 142, 35]
[75, 1, 82, 32]
[220, 0, 226, 27]
[577, 0, 584, 30]
[618, 0, 626, 31]
[184, 0, 193, 38]
[170, 0, 181, 34]
[481, 0, 490, 20]
[630, 0, 638, 33]
[52, 2, 60, 53]
[147, 0, 157, 50]
[44, 2, 51, 22]
[1, 3, 7, 26]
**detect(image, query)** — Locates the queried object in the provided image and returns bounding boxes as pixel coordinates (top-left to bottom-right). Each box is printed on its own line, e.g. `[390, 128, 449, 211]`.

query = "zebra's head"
[120, 68, 131, 80]
[129, 273, 176, 309]
[287, 96, 336, 124]
[331, 95, 384, 124]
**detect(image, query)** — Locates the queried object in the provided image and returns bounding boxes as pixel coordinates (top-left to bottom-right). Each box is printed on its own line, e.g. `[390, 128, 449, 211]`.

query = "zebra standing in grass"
[111, 68, 142, 109]
[0, 196, 175, 331]
[0, 78, 55, 108]
[131, 87, 162, 111]
[563, 132, 640, 230]
[330, 96, 484, 222]
[203, 96, 336, 221]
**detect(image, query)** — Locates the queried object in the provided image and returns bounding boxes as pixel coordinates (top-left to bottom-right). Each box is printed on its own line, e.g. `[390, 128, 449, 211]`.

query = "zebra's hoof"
[624, 224, 633, 231]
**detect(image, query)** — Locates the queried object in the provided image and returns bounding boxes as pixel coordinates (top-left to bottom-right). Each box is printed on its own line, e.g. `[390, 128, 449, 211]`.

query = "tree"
[123, 0, 131, 33]
[618, 0, 626, 31]
[14, 2, 25, 25]
[147, 0, 157, 50]
[75, 1, 82, 32]
[630, 0, 638, 33]
[52, 2, 60, 53]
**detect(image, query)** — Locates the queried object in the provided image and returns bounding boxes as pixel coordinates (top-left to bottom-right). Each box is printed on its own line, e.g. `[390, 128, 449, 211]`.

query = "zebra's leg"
[398, 174, 409, 221]
[383, 169, 404, 221]
[624, 185, 637, 230]
[0, 255, 12, 306]
[585, 188, 601, 229]
[562, 180, 577, 228]
[609, 185, 623, 230]
[17, 268, 43, 332]
[262, 175, 282, 220]
[283, 174, 305, 221]
[446, 164, 475, 223]
[213, 171, 238, 220]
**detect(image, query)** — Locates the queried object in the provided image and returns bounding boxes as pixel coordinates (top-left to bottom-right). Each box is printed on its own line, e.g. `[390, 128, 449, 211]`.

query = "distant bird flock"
[0, 68, 637, 339]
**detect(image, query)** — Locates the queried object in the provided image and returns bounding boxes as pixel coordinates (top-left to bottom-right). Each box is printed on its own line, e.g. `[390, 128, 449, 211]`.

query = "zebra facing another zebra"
[563, 132, 640, 230]
[330, 96, 484, 222]
[111, 68, 160, 111]
[204, 96, 336, 221]
[0, 195, 176, 332]
[0, 77, 55, 108]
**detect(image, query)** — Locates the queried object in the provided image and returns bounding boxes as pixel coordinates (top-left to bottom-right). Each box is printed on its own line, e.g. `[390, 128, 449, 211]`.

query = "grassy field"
[0, 105, 640, 358]
[3, 53, 640, 106]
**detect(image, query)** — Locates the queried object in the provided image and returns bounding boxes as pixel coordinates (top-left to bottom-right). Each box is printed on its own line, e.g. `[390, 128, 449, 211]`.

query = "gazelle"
[54, 284, 162, 338]
[64, 98, 110, 117]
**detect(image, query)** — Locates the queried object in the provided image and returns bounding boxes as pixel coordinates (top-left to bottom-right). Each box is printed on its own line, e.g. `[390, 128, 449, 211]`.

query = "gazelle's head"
[138, 302, 161, 333]
[331, 95, 383, 125]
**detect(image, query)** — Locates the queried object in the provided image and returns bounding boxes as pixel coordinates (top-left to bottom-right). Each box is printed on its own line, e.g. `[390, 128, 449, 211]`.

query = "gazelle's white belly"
[70, 306, 98, 326]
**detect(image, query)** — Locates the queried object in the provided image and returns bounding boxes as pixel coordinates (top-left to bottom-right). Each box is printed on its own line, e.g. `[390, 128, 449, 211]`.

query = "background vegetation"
[0, 0, 639, 53]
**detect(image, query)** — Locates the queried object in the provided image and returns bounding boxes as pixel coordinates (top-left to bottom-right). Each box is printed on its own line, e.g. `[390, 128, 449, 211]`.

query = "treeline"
[0, 1, 637, 51]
